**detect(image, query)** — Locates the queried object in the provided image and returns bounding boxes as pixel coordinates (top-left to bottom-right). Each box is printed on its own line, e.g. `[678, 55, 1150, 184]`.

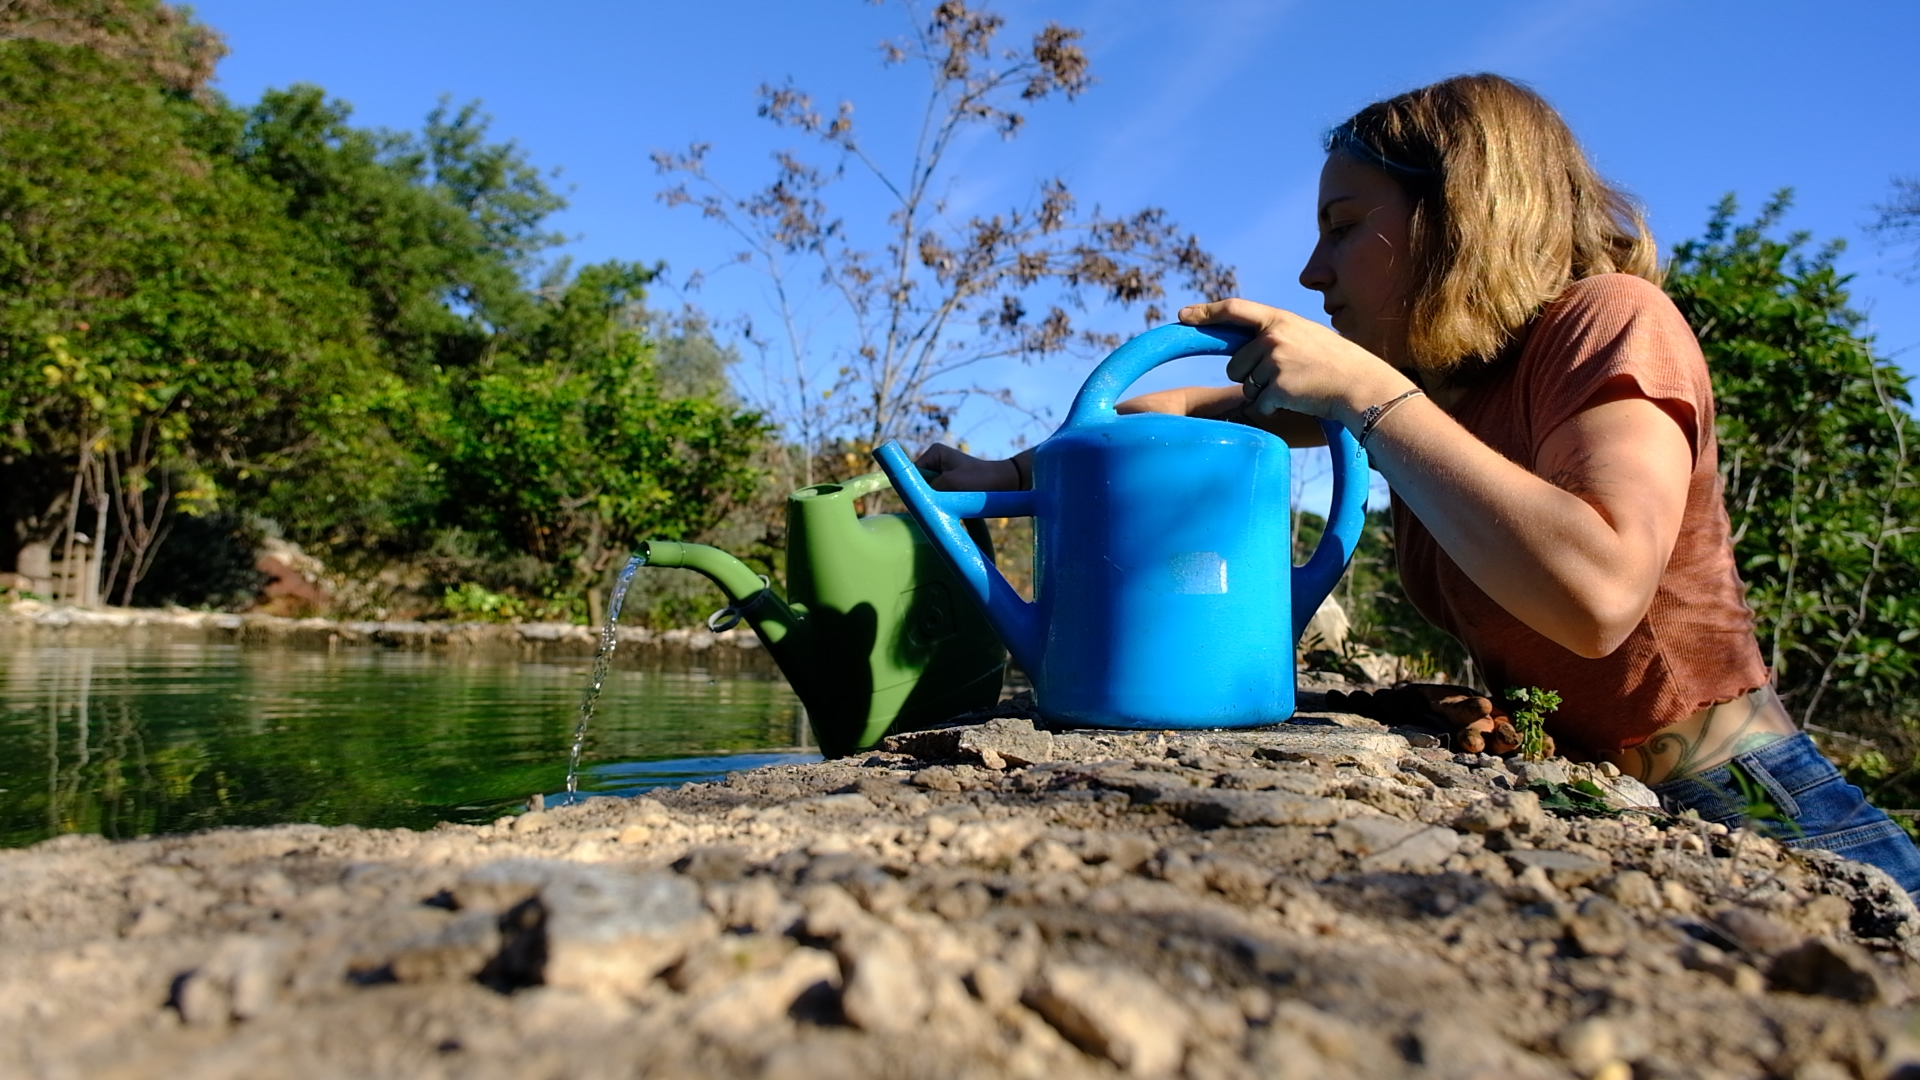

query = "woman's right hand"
[913, 443, 1026, 492]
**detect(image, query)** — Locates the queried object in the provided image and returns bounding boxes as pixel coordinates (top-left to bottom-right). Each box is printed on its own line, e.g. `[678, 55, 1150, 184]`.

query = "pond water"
[0, 640, 817, 848]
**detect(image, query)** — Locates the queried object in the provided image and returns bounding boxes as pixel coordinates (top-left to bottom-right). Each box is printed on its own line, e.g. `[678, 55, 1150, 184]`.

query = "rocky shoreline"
[0, 599, 773, 670]
[4, 706, 1918, 1079]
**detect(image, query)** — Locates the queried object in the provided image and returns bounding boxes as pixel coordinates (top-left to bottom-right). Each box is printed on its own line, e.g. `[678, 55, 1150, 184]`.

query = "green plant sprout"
[1506, 686, 1561, 762]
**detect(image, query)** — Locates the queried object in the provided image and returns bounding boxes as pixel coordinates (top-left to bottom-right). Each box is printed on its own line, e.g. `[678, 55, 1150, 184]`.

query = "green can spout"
[636, 541, 808, 657]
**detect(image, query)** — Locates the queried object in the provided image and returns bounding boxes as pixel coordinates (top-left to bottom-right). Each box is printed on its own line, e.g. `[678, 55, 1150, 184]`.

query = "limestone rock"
[687, 946, 841, 1041]
[172, 935, 285, 1026]
[1155, 789, 1351, 829]
[1358, 826, 1461, 873]
[837, 929, 930, 1033]
[956, 717, 1054, 767]
[1505, 848, 1609, 889]
[389, 910, 502, 983]
[456, 861, 715, 996]
[1251, 729, 1410, 775]
[1333, 816, 1425, 857]
[1566, 895, 1631, 958]
[1023, 962, 1189, 1076]
[1768, 937, 1889, 1003]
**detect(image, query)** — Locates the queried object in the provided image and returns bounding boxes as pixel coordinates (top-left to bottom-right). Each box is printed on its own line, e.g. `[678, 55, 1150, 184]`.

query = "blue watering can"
[874, 324, 1370, 729]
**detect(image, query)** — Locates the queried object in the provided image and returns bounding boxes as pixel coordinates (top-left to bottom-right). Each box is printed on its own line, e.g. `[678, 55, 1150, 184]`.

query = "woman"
[918, 74, 1920, 894]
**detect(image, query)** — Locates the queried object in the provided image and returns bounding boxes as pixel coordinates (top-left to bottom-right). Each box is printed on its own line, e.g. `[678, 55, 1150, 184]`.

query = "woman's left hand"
[1177, 298, 1413, 427]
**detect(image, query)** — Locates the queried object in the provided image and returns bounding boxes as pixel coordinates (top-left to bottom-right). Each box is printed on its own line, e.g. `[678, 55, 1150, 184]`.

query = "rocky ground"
[4, 702, 1920, 1079]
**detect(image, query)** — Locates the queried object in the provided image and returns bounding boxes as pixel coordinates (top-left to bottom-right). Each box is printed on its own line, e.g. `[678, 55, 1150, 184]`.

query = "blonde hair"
[1330, 74, 1659, 377]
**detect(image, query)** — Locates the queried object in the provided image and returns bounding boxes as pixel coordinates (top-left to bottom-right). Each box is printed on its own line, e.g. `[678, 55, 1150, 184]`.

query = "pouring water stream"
[563, 553, 647, 797]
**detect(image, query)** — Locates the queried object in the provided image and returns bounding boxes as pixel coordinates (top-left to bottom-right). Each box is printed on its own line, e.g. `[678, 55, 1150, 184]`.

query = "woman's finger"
[1178, 297, 1279, 330]
[1224, 338, 1273, 385]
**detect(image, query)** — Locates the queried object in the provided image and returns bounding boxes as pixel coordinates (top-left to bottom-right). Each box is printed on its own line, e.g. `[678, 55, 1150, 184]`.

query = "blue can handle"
[1059, 323, 1369, 644]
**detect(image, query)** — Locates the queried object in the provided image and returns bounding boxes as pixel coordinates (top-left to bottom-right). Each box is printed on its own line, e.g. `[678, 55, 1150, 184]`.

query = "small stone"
[1508, 864, 1561, 904]
[1556, 1017, 1618, 1073]
[390, 911, 502, 983]
[799, 883, 877, 940]
[1023, 962, 1190, 1076]
[911, 767, 963, 792]
[1160, 789, 1349, 828]
[1510, 760, 1570, 787]
[687, 946, 841, 1041]
[1452, 801, 1510, 834]
[1505, 848, 1608, 888]
[837, 929, 929, 1033]
[1592, 772, 1661, 811]
[1333, 816, 1425, 856]
[1566, 895, 1630, 958]
[668, 934, 795, 996]
[1497, 790, 1546, 833]
[956, 717, 1054, 767]
[456, 861, 715, 996]
[1661, 881, 1698, 915]
[1600, 870, 1659, 911]
[1358, 827, 1462, 873]
[967, 959, 1022, 1011]
[1768, 937, 1888, 1003]
[1251, 730, 1410, 775]
[173, 935, 283, 1026]
[1715, 905, 1800, 955]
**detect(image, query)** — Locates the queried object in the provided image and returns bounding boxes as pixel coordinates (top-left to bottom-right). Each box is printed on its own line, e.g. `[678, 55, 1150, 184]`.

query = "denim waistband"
[1650, 731, 1823, 821]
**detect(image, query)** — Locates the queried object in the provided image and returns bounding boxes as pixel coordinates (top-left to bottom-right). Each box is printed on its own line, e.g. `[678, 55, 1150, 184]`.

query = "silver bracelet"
[1356, 388, 1425, 448]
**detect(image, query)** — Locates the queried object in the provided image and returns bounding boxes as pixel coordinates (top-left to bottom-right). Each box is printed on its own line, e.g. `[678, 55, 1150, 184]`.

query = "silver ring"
[1245, 375, 1269, 393]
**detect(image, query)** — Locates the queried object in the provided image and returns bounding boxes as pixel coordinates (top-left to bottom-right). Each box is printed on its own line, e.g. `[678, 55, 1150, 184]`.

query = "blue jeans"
[1653, 732, 1920, 900]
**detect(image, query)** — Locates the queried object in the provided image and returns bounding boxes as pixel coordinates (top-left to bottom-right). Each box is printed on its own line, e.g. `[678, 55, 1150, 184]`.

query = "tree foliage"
[1, 0, 764, 618]
[1871, 176, 1920, 280]
[1666, 192, 1919, 726]
[654, 0, 1236, 479]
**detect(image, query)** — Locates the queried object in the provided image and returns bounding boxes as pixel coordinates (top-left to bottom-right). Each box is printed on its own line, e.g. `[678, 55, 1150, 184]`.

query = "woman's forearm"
[1117, 386, 1327, 447]
[1358, 392, 1689, 658]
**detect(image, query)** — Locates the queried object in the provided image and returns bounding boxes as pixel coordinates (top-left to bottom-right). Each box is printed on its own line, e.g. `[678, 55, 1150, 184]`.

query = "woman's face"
[1298, 151, 1415, 366]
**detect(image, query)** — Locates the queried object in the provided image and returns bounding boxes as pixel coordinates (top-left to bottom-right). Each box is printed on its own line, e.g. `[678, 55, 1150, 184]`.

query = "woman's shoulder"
[1512, 272, 1709, 420]
[1525, 272, 1695, 358]
[1547, 272, 1676, 320]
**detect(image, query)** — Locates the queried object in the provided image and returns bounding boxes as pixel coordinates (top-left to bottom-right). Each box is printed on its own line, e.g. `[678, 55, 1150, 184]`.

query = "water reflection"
[0, 640, 810, 847]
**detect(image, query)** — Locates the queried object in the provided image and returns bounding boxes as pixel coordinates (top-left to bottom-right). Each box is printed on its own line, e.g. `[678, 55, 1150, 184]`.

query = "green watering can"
[639, 472, 1007, 758]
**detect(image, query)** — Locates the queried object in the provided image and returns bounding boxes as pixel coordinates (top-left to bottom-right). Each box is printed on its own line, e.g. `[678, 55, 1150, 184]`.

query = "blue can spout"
[872, 444, 1042, 676]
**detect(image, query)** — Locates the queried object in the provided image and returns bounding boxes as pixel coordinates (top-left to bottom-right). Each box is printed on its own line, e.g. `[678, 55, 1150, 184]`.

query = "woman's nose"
[1299, 242, 1331, 292]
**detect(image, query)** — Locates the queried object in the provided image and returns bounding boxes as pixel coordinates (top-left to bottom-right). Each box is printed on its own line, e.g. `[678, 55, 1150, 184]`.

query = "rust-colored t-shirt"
[1391, 273, 1770, 757]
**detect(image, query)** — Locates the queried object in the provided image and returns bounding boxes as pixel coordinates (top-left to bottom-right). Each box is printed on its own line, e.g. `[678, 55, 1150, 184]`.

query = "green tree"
[3, 0, 770, 619]
[1666, 192, 1919, 726]
[437, 262, 769, 623]
[0, 24, 404, 600]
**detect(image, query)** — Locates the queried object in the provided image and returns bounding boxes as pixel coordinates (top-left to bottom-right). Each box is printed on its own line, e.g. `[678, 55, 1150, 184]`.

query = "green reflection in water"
[0, 641, 815, 847]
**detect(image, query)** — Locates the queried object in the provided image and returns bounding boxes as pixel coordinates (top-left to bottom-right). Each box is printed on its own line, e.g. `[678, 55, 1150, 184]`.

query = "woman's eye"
[1326, 222, 1355, 240]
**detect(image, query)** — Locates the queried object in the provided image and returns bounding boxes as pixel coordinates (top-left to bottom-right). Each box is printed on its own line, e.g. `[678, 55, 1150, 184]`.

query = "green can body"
[641, 472, 1007, 758]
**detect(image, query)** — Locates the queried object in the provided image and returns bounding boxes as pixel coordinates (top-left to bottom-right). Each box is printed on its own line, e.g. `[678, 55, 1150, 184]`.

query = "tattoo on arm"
[1542, 444, 1609, 503]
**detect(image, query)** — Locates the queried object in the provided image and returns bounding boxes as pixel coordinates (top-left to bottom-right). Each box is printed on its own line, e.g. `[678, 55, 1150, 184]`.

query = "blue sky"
[188, 0, 1918, 486]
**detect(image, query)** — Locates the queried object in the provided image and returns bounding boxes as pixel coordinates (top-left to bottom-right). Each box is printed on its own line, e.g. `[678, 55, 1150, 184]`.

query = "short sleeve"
[1518, 274, 1712, 466]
